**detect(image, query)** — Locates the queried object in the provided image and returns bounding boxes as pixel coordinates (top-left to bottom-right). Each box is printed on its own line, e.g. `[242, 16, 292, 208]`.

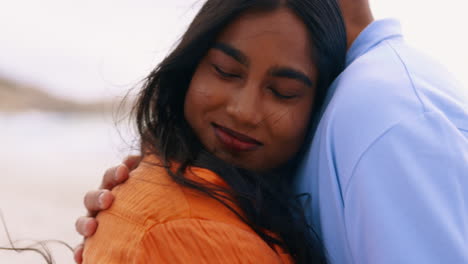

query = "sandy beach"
[0, 112, 135, 263]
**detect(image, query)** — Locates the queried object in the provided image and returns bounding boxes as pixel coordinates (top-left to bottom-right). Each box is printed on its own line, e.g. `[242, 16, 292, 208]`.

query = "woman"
[83, 0, 347, 263]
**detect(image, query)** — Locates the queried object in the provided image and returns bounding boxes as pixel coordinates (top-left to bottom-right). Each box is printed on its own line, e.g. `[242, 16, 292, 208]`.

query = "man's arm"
[343, 112, 468, 263]
[74, 155, 141, 264]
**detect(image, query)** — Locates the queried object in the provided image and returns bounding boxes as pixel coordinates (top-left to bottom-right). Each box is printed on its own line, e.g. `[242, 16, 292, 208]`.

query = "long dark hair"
[134, 0, 347, 263]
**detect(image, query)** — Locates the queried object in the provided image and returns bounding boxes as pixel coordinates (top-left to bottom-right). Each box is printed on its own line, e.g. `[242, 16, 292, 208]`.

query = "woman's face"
[184, 8, 318, 171]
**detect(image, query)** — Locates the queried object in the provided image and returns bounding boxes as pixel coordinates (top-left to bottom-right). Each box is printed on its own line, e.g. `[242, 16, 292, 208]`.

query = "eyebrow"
[212, 42, 313, 87]
[269, 66, 314, 87]
[212, 42, 249, 66]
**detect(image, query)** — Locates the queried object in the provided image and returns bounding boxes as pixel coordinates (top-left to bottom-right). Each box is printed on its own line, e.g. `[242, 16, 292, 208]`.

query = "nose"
[225, 82, 263, 127]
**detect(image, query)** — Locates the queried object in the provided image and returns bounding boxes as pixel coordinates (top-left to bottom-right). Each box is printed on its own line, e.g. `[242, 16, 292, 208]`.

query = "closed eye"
[268, 86, 298, 100]
[211, 64, 241, 79]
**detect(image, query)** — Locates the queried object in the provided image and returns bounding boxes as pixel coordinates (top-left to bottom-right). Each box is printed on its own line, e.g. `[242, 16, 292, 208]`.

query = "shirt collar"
[346, 19, 403, 66]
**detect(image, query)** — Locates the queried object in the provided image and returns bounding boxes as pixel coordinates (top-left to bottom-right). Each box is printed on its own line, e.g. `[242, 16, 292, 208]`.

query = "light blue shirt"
[296, 19, 468, 264]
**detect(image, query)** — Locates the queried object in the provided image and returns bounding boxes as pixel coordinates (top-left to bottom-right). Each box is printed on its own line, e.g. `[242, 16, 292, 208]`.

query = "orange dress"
[83, 156, 293, 263]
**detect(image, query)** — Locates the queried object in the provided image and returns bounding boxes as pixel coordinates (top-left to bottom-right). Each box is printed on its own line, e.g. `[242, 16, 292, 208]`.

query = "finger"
[75, 216, 98, 237]
[100, 164, 131, 190]
[113, 164, 130, 186]
[73, 244, 84, 264]
[123, 155, 142, 171]
[99, 166, 120, 190]
[84, 190, 114, 214]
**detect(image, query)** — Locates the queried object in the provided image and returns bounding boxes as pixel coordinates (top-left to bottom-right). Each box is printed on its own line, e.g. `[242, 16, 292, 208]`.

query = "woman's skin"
[185, 9, 317, 171]
[74, 1, 375, 262]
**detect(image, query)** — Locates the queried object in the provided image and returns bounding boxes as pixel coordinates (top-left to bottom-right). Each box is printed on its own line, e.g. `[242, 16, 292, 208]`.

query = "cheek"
[184, 67, 223, 129]
[184, 82, 206, 129]
[186, 73, 212, 109]
[269, 101, 313, 149]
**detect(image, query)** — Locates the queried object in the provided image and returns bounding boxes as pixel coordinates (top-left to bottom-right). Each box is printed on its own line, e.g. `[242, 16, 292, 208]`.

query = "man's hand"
[73, 155, 141, 263]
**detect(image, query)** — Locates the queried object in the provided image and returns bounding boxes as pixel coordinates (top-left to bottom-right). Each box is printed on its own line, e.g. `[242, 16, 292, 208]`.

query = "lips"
[212, 123, 262, 152]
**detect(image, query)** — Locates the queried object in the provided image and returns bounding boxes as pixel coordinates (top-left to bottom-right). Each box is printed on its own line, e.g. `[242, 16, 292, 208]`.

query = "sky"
[0, 0, 467, 102]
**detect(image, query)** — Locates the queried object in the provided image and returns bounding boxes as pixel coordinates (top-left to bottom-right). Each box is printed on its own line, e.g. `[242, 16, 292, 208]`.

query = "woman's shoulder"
[85, 155, 292, 263]
[103, 155, 188, 227]
[103, 155, 249, 231]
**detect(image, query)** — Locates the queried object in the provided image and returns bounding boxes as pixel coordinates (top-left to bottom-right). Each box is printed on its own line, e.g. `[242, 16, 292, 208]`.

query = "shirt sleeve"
[343, 111, 468, 264]
[135, 219, 290, 264]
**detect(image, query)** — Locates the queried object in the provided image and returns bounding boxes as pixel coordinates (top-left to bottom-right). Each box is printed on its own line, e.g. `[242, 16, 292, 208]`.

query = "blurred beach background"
[0, 0, 467, 263]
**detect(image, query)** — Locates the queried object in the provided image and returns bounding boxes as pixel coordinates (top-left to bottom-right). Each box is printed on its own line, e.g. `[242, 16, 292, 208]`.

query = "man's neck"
[339, 0, 375, 49]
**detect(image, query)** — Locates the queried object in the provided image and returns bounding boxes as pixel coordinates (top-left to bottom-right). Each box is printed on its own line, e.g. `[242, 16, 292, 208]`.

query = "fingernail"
[76, 218, 84, 233]
[84, 220, 93, 237]
[114, 165, 123, 181]
[98, 191, 105, 208]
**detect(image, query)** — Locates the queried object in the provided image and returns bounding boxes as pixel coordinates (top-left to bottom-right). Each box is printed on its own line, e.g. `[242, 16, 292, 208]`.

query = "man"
[75, 0, 468, 263]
